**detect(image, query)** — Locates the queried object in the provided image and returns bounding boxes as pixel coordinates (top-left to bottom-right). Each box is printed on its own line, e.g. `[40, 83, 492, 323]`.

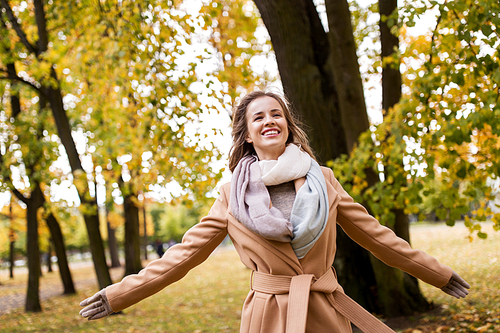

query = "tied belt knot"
[251, 267, 394, 333]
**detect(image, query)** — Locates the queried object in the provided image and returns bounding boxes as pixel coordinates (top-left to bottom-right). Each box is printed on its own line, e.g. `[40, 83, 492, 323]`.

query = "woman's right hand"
[79, 288, 113, 320]
[440, 271, 470, 299]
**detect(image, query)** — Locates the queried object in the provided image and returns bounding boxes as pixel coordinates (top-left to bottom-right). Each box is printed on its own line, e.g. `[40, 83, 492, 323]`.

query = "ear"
[246, 136, 253, 144]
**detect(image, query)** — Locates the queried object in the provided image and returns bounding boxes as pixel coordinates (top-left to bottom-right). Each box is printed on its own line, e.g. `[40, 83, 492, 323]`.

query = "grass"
[396, 222, 500, 333]
[0, 222, 499, 332]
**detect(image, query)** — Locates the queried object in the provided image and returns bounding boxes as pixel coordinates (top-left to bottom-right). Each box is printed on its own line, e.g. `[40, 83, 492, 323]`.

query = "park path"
[0, 244, 234, 315]
[0, 261, 123, 316]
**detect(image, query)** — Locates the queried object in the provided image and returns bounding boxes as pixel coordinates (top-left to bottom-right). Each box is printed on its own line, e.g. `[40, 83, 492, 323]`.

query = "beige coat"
[106, 167, 453, 333]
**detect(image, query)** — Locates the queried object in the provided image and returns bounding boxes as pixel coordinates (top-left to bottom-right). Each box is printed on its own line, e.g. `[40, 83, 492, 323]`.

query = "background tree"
[62, 1, 224, 276]
[0, 88, 57, 311]
[0, 196, 25, 279]
[0, 0, 112, 289]
[1, 0, 229, 285]
[201, 0, 276, 108]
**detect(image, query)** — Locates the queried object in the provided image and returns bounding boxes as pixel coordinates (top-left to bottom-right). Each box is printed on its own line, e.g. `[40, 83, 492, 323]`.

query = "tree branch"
[0, 71, 41, 91]
[33, 0, 48, 53]
[10, 187, 28, 204]
[0, 0, 38, 55]
[0, 150, 29, 205]
[451, 9, 478, 58]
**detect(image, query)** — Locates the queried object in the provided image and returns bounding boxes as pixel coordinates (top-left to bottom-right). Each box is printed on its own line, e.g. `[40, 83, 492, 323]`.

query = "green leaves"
[330, 0, 500, 235]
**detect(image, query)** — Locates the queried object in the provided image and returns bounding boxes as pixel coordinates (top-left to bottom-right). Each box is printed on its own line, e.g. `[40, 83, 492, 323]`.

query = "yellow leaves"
[107, 209, 124, 229]
[475, 325, 490, 332]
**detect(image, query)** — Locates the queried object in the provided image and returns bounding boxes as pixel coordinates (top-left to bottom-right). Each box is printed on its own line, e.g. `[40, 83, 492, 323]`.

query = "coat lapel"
[322, 169, 341, 214]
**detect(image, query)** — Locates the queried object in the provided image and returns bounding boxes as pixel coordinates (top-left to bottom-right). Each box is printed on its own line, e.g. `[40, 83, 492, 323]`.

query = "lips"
[262, 128, 280, 136]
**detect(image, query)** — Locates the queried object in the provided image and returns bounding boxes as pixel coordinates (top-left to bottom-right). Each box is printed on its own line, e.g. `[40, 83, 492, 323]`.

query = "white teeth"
[263, 130, 278, 136]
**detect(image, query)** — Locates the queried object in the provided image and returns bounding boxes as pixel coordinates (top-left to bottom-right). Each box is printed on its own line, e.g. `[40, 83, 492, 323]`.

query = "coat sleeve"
[106, 184, 230, 312]
[325, 168, 453, 288]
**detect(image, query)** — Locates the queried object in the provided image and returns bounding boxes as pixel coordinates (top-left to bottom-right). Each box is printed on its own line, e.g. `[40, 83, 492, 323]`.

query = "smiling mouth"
[262, 130, 279, 136]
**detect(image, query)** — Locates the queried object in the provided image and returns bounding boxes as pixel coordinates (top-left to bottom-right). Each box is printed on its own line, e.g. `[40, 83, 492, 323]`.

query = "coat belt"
[251, 267, 395, 333]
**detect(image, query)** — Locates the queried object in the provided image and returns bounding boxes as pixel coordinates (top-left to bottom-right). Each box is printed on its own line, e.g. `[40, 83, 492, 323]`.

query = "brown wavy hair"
[228, 90, 315, 172]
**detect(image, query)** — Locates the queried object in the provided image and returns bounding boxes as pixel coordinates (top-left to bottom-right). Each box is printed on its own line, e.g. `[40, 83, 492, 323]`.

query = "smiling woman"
[227, 90, 315, 173]
[79, 90, 469, 333]
[244, 96, 289, 160]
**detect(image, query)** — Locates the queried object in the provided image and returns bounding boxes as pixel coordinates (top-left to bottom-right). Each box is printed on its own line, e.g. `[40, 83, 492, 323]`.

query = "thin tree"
[0, 0, 112, 288]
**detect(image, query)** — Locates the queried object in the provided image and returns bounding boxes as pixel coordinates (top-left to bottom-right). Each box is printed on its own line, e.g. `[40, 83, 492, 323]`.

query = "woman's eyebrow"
[252, 108, 282, 117]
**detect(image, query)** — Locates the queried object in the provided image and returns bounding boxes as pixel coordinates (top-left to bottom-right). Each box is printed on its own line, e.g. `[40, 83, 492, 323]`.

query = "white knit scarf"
[230, 144, 329, 259]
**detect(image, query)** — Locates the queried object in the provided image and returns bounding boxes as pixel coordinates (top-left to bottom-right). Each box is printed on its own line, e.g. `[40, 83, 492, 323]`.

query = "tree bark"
[123, 193, 143, 276]
[9, 235, 15, 279]
[44, 75, 111, 288]
[379, 0, 402, 110]
[253, 0, 378, 312]
[107, 214, 121, 268]
[8, 197, 15, 279]
[45, 212, 76, 294]
[4, 61, 44, 311]
[142, 196, 148, 260]
[119, 179, 142, 276]
[376, 0, 431, 314]
[10, 185, 43, 312]
[252, 0, 348, 163]
[104, 181, 121, 268]
[46, 243, 53, 273]
[24, 184, 44, 312]
[325, 0, 371, 152]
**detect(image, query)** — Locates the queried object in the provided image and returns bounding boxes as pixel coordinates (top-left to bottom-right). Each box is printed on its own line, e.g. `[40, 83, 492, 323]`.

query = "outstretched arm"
[325, 168, 466, 292]
[78, 184, 231, 319]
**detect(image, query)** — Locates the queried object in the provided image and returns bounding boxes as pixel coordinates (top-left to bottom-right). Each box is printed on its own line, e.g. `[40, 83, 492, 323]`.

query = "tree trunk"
[104, 181, 121, 268]
[9, 236, 14, 279]
[121, 188, 143, 276]
[379, 0, 402, 111]
[252, 0, 349, 163]
[46, 243, 53, 273]
[325, 0, 371, 152]
[45, 213, 76, 294]
[253, 0, 379, 312]
[142, 197, 148, 261]
[44, 81, 111, 289]
[24, 184, 44, 312]
[9, 198, 15, 279]
[107, 216, 121, 268]
[39, 253, 43, 277]
[376, 0, 431, 314]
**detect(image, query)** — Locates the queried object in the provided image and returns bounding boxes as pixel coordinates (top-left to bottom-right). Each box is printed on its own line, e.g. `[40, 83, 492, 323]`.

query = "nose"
[264, 114, 275, 125]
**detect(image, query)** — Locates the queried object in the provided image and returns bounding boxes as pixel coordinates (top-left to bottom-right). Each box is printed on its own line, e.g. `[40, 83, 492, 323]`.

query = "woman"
[80, 90, 469, 332]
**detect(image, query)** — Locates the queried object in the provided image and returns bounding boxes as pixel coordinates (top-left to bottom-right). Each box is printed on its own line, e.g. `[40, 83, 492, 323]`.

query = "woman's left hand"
[79, 288, 113, 320]
[441, 271, 470, 299]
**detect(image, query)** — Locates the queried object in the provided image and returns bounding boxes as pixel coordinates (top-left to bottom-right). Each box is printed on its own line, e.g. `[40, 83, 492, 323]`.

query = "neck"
[255, 146, 286, 161]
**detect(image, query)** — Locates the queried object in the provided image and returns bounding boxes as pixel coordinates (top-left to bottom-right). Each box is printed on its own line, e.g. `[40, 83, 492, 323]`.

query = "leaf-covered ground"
[385, 222, 500, 333]
[0, 222, 498, 332]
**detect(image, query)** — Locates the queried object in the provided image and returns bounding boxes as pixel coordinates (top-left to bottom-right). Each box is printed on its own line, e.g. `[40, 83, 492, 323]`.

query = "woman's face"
[245, 96, 289, 160]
